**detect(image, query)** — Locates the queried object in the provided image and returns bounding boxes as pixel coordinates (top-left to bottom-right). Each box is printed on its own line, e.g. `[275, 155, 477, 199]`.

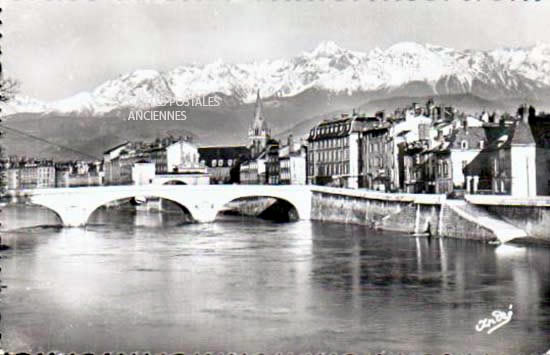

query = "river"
[0, 204, 549, 353]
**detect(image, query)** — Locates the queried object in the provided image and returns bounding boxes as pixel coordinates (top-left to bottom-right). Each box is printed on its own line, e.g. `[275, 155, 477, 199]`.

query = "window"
[461, 140, 468, 150]
[227, 159, 233, 166]
[211, 160, 217, 167]
[479, 141, 484, 149]
[218, 159, 224, 166]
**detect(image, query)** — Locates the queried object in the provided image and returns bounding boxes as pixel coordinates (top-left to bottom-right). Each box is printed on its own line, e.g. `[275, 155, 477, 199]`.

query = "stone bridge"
[27, 185, 313, 227]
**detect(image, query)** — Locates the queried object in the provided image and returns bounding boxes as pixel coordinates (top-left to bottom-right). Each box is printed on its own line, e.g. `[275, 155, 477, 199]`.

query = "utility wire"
[0, 124, 101, 160]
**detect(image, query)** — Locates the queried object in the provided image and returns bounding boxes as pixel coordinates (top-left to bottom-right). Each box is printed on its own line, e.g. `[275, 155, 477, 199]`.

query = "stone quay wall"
[466, 195, 550, 242]
[310, 187, 524, 242]
[310, 187, 445, 236]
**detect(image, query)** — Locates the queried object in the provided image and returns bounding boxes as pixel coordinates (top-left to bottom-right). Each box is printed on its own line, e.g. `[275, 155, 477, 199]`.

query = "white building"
[492, 121, 537, 197]
[131, 161, 156, 185]
[279, 139, 307, 185]
[166, 140, 202, 173]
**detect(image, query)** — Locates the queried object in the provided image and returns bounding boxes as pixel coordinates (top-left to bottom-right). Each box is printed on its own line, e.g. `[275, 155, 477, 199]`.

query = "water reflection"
[0, 205, 549, 354]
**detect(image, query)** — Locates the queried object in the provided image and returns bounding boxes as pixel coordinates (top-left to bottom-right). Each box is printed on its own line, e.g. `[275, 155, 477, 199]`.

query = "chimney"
[489, 112, 496, 124]
[287, 134, 294, 152]
[481, 111, 489, 123]
[436, 130, 443, 142]
[426, 99, 434, 117]
[461, 114, 468, 129]
[517, 105, 528, 123]
[528, 105, 536, 123]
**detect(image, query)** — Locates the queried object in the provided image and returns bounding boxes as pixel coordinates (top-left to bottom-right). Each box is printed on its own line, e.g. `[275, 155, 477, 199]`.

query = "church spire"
[251, 89, 269, 135]
[253, 89, 264, 124]
[248, 89, 271, 157]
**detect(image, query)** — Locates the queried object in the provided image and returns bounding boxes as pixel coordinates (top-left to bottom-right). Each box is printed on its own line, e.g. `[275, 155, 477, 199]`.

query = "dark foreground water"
[0, 205, 549, 354]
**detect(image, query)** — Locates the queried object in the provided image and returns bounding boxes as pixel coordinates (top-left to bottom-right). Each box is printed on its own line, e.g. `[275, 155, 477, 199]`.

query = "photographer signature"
[475, 304, 513, 334]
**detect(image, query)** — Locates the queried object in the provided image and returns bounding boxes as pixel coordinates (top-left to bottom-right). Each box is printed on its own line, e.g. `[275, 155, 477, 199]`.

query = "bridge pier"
[186, 203, 221, 223]
[54, 206, 93, 227]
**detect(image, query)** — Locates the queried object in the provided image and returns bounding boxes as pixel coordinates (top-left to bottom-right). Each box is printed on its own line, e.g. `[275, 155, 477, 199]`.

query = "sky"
[3, 0, 550, 101]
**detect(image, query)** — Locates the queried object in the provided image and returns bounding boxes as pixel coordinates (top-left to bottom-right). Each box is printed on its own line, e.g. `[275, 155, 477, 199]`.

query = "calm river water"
[0, 204, 549, 354]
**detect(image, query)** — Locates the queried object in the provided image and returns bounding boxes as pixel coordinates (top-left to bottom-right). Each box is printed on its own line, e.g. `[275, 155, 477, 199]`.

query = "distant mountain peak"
[310, 40, 345, 56]
[4, 41, 550, 115]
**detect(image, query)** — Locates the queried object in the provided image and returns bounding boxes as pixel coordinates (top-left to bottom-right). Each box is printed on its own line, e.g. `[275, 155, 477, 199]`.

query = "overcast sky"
[4, 0, 550, 101]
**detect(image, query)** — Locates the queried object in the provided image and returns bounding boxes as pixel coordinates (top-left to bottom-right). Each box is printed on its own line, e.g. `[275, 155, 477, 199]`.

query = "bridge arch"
[217, 195, 301, 221]
[162, 180, 187, 185]
[29, 190, 215, 227]
[87, 196, 195, 225]
[25, 202, 65, 226]
[28, 185, 312, 227]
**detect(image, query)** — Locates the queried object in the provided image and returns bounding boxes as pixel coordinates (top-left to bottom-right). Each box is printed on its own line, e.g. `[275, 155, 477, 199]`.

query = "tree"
[0, 76, 20, 196]
[0, 77, 19, 102]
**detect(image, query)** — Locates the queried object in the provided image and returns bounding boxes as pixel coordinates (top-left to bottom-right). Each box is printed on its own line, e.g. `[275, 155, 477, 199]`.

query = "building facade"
[279, 137, 307, 185]
[307, 114, 371, 188]
[198, 146, 250, 184]
[103, 136, 206, 185]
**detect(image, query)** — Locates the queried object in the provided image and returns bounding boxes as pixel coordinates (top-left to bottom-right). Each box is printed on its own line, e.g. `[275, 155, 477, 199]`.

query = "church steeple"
[248, 90, 271, 157]
[253, 90, 264, 122]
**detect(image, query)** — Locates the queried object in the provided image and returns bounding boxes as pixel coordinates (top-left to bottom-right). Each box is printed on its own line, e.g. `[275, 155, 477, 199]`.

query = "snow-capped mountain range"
[5, 41, 550, 115]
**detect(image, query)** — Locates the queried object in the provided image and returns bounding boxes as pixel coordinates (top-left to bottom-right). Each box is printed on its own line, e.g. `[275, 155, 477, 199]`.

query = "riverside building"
[307, 113, 372, 188]
[103, 136, 208, 185]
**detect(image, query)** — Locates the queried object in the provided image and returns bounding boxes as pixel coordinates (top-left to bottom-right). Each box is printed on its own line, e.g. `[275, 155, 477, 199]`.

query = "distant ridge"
[3, 41, 550, 116]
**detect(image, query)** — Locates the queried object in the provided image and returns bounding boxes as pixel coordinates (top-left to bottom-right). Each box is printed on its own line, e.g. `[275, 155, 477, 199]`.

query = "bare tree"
[0, 77, 20, 103]
[0, 75, 20, 195]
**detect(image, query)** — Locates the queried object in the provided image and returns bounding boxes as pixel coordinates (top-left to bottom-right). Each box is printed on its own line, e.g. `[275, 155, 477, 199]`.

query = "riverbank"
[309, 186, 548, 245]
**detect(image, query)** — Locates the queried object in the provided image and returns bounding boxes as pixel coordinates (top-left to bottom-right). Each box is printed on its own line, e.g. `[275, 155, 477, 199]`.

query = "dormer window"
[461, 140, 468, 150]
